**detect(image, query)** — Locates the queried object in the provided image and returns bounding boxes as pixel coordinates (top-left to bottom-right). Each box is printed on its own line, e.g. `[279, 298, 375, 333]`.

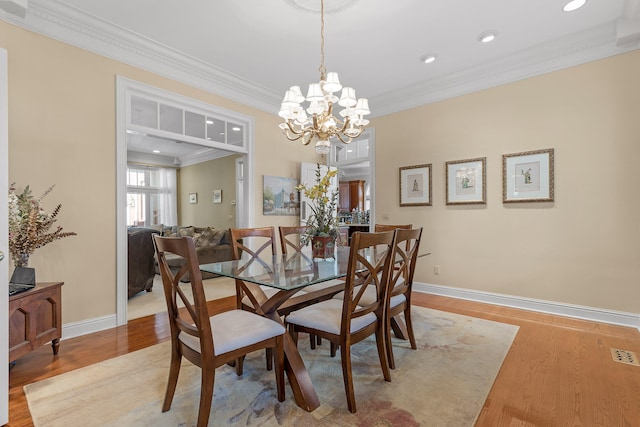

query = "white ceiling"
[2, 0, 640, 162]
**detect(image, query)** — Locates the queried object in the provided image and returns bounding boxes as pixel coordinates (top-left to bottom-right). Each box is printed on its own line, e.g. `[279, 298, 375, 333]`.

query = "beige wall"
[3, 18, 639, 327]
[2, 21, 318, 324]
[374, 51, 640, 313]
[178, 155, 240, 229]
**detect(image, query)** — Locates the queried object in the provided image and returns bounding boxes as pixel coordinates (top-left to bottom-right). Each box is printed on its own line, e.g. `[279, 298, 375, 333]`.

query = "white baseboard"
[57, 283, 640, 341]
[414, 282, 640, 331]
[61, 314, 118, 341]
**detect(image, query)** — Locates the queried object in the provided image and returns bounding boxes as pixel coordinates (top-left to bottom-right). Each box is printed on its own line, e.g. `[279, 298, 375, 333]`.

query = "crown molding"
[371, 22, 640, 117]
[2, 1, 639, 119]
[2, 0, 282, 114]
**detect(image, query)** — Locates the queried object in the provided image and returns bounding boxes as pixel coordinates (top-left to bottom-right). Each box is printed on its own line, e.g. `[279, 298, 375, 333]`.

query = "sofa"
[127, 227, 160, 298]
[152, 225, 234, 282]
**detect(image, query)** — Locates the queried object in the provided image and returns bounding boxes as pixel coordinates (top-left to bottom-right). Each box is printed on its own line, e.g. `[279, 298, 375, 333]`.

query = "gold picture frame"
[503, 148, 554, 203]
[445, 157, 486, 205]
[399, 164, 432, 207]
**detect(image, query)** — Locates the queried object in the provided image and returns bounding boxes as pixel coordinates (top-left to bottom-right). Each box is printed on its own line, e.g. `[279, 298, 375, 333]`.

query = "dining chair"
[278, 225, 344, 349]
[286, 230, 396, 413]
[153, 235, 285, 427]
[229, 226, 280, 371]
[374, 223, 412, 233]
[384, 227, 422, 369]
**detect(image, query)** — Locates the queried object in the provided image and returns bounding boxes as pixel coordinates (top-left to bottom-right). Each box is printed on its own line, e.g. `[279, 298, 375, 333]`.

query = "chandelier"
[278, 0, 371, 154]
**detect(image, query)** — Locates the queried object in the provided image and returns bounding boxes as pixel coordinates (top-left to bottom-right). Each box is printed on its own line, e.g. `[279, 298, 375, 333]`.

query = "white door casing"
[1, 47, 10, 425]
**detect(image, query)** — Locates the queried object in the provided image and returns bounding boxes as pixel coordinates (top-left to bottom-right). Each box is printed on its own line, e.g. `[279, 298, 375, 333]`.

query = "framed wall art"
[502, 148, 554, 203]
[212, 189, 222, 204]
[263, 175, 300, 216]
[399, 164, 432, 206]
[445, 157, 486, 205]
[188, 193, 197, 204]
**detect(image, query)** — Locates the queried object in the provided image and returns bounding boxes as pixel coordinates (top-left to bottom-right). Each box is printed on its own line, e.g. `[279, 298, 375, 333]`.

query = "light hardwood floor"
[7, 293, 640, 426]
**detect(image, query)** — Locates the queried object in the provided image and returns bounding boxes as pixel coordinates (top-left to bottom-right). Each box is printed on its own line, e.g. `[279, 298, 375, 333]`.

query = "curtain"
[158, 167, 177, 226]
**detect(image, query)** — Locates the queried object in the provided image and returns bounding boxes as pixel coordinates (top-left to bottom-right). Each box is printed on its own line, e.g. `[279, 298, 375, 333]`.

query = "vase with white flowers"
[8, 183, 77, 268]
[296, 164, 339, 259]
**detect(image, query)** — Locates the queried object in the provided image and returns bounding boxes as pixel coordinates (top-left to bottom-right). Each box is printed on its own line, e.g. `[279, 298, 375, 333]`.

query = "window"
[127, 166, 177, 227]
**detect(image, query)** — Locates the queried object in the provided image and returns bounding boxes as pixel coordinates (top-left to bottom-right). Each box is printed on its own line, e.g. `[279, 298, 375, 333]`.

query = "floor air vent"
[610, 348, 639, 366]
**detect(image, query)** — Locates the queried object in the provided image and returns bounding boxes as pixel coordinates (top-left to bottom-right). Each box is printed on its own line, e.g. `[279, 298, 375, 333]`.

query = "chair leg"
[274, 337, 286, 402]
[289, 325, 299, 345]
[162, 349, 182, 412]
[340, 343, 357, 413]
[197, 367, 215, 427]
[235, 355, 245, 376]
[265, 348, 273, 371]
[317, 335, 322, 346]
[404, 306, 417, 350]
[330, 342, 337, 358]
[375, 322, 392, 382]
[310, 333, 316, 349]
[386, 314, 396, 370]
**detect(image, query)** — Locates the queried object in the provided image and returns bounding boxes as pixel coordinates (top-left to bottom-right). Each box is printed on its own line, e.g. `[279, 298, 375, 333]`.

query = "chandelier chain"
[319, 0, 326, 79]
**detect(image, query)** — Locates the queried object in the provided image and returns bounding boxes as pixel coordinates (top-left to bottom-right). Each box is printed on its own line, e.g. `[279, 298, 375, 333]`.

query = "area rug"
[24, 307, 518, 426]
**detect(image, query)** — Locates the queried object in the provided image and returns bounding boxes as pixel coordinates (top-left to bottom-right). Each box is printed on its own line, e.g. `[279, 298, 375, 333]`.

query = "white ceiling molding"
[2, 0, 639, 118]
[0, 0, 27, 17]
[2, 0, 281, 113]
[373, 22, 637, 117]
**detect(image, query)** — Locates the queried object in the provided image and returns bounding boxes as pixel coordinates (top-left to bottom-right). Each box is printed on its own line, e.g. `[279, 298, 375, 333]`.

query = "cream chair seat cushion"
[285, 299, 377, 335]
[179, 309, 285, 356]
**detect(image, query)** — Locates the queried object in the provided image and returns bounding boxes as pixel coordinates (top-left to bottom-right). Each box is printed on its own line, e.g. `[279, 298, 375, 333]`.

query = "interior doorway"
[116, 77, 254, 325]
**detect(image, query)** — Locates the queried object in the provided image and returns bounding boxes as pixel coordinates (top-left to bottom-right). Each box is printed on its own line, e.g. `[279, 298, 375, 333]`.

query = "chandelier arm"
[333, 132, 353, 145]
[302, 132, 314, 146]
[285, 120, 304, 136]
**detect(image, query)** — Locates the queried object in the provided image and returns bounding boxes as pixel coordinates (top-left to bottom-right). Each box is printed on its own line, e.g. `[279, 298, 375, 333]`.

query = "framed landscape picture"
[263, 175, 300, 216]
[399, 164, 432, 206]
[445, 157, 486, 205]
[503, 148, 554, 203]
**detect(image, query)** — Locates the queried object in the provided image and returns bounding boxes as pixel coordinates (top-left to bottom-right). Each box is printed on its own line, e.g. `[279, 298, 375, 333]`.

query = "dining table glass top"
[200, 247, 354, 291]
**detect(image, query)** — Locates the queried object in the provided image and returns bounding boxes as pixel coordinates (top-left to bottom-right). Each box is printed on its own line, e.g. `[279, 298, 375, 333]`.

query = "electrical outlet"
[434, 265, 440, 275]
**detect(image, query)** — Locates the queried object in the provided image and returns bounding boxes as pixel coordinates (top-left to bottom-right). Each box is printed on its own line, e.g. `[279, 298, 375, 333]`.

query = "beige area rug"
[25, 307, 518, 427]
[127, 275, 236, 320]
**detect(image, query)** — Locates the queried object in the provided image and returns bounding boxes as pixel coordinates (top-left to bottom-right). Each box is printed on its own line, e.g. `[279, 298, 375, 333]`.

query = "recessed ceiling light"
[206, 119, 214, 124]
[419, 54, 436, 64]
[478, 31, 498, 43]
[232, 127, 241, 131]
[563, 0, 586, 12]
[152, 150, 160, 154]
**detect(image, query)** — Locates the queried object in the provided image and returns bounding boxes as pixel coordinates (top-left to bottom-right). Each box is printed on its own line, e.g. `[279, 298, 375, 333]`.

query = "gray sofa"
[153, 225, 234, 282]
[127, 227, 160, 298]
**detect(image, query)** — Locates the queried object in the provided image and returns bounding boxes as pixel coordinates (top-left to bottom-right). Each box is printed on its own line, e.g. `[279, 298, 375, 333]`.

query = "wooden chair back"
[389, 227, 422, 301]
[230, 226, 277, 261]
[278, 225, 309, 254]
[153, 235, 213, 359]
[343, 231, 395, 333]
[229, 227, 278, 315]
[373, 223, 412, 232]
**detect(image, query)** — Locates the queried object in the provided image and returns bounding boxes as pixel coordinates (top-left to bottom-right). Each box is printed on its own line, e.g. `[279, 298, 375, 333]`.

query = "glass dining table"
[200, 247, 356, 412]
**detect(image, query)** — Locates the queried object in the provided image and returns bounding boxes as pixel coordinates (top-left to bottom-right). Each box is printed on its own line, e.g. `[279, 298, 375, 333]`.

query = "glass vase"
[14, 253, 30, 267]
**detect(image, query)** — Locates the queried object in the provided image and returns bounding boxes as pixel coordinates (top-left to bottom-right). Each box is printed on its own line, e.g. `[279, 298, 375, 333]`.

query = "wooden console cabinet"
[9, 282, 63, 362]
